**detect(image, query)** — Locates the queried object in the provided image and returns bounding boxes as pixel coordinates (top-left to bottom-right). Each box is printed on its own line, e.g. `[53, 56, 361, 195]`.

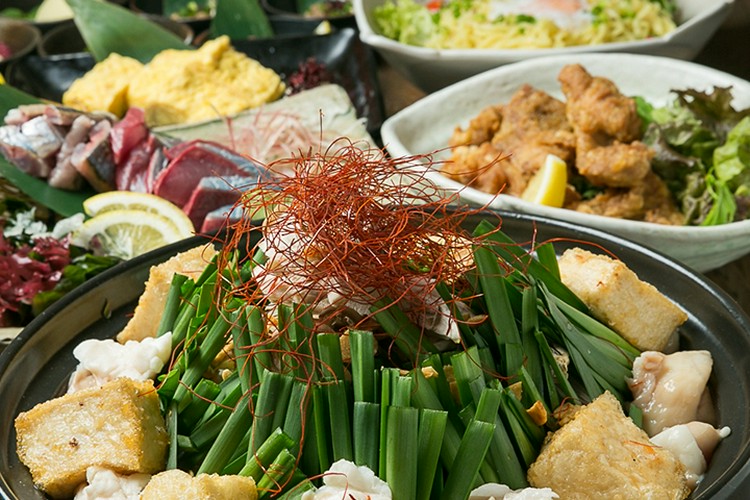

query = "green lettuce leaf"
[714, 116, 750, 196]
[373, 0, 436, 46]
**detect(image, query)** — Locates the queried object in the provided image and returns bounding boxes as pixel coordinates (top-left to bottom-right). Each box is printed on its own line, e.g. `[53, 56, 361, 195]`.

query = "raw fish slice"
[115, 135, 161, 193]
[71, 120, 116, 192]
[49, 115, 96, 190]
[4, 104, 51, 125]
[0, 117, 65, 178]
[111, 108, 149, 165]
[145, 147, 167, 194]
[153, 141, 267, 207]
[182, 175, 250, 230]
[0, 132, 53, 178]
[200, 204, 245, 234]
[2, 116, 66, 161]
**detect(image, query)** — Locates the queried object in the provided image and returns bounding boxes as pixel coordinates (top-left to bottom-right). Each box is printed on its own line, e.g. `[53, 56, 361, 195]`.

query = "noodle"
[374, 0, 677, 50]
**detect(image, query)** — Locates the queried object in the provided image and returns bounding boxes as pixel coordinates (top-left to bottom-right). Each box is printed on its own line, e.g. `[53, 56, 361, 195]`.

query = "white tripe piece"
[628, 350, 714, 436]
[73, 467, 150, 500]
[650, 422, 731, 488]
[67, 332, 172, 393]
[302, 459, 391, 499]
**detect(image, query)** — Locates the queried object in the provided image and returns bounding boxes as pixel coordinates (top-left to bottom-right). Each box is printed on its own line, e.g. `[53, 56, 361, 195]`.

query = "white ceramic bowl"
[380, 53, 750, 272]
[354, 0, 735, 92]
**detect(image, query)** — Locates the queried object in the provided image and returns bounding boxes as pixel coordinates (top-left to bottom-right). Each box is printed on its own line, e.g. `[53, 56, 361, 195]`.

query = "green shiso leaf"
[67, 0, 190, 63]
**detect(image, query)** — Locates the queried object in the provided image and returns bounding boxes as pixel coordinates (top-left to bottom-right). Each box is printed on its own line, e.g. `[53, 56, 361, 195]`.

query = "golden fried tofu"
[15, 378, 168, 499]
[528, 392, 690, 499]
[557, 248, 687, 352]
[117, 244, 217, 343]
[140, 469, 257, 500]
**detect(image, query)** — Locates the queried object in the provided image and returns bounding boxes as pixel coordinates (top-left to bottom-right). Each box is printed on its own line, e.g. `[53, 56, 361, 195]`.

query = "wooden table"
[375, 13, 750, 315]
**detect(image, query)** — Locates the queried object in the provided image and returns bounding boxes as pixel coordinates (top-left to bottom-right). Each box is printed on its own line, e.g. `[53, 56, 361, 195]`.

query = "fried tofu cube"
[15, 378, 168, 499]
[117, 244, 216, 343]
[528, 392, 690, 499]
[62, 53, 144, 117]
[140, 469, 257, 499]
[557, 247, 687, 351]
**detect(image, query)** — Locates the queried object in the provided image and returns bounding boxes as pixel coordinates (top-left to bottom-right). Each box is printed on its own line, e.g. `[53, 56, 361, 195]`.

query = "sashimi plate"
[1, 211, 750, 498]
[4, 27, 384, 134]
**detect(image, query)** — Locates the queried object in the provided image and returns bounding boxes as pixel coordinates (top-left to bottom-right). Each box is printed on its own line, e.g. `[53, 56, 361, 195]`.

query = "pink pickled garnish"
[0, 233, 71, 326]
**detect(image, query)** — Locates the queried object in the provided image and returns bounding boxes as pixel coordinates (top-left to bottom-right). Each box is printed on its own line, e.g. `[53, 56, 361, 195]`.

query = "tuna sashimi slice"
[200, 204, 245, 234]
[115, 134, 161, 193]
[110, 107, 148, 166]
[182, 175, 251, 230]
[153, 141, 267, 208]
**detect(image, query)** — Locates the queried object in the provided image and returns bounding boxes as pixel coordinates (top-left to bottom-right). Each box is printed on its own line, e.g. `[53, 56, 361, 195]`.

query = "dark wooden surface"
[376, 8, 750, 314]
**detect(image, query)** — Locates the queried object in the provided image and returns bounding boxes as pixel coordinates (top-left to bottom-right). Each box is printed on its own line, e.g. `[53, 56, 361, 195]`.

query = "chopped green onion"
[473, 244, 524, 375]
[240, 427, 295, 481]
[350, 330, 376, 403]
[385, 406, 419, 499]
[326, 380, 354, 461]
[156, 273, 189, 337]
[442, 420, 495, 500]
[197, 393, 253, 474]
[416, 409, 448, 500]
[353, 401, 381, 474]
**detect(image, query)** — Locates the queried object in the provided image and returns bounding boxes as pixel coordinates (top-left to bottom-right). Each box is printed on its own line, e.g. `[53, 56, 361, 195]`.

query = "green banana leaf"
[67, 0, 191, 63]
[210, 0, 274, 40]
[0, 85, 91, 216]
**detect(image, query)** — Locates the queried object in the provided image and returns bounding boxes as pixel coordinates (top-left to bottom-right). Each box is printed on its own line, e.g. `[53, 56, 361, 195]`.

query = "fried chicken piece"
[569, 172, 684, 224]
[448, 104, 503, 148]
[492, 85, 576, 183]
[575, 135, 654, 188]
[443, 85, 576, 196]
[559, 64, 651, 188]
[442, 142, 513, 194]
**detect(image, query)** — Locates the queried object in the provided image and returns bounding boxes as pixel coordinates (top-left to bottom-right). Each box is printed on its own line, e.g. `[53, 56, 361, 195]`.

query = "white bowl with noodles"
[380, 53, 750, 273]
[353, 0, 735, 92]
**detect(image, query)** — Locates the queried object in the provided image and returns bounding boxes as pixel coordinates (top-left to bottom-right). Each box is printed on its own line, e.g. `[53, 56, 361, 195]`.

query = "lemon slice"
[72, 209, 187, 260]
[521, 154, 568, 208]
[83, 191, 194, 236]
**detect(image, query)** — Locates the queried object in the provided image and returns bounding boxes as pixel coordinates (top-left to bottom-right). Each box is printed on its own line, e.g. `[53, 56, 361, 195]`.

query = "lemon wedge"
[72, 209, 189, 260]
[521, 154, 568, 208]
[83, 191, 194, 237]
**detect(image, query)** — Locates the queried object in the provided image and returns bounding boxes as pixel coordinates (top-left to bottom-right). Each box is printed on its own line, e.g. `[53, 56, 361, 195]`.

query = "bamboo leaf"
[211, 0, 274, 40]
[0, 158, 92, 216]
[0, 84, 39, 117]
[67, 0, 190, 63]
